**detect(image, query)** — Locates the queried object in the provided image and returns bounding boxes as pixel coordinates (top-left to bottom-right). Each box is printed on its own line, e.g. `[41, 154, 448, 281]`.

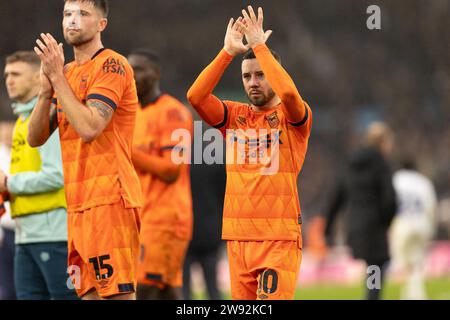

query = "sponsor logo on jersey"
[102, 57, 126, 76]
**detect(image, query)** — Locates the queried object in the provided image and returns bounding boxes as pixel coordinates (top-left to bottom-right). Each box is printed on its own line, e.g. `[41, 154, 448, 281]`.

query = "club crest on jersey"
[237, 116, 247, 125]
[102, 57, 126, 76]
[266, 111, 280, 128]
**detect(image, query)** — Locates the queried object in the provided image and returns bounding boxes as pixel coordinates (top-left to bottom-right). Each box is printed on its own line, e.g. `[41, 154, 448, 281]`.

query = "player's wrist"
[49, 72, 65, 86]
[251, 43, 269, 53]
[38, 90, 54, 100]
[223, 46, 238, 57]
[221, 48, 237, 63]
[249, 40, 265, 49]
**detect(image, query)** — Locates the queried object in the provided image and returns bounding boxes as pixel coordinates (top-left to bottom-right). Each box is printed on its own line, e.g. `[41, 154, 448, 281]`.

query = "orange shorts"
[137, 229, 189, 289]
[67, 202, 141, 298]
[227, 238, 302, 300]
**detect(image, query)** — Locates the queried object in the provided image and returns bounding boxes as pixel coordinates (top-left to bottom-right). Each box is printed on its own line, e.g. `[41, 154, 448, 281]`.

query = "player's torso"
[56, 49, 141, 212]
[225, 104, 307, 173]
[222, 103, 309, 241]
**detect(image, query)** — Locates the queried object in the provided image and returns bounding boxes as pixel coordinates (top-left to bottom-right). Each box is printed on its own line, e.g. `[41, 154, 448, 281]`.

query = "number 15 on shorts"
[89, 255, 114, 280]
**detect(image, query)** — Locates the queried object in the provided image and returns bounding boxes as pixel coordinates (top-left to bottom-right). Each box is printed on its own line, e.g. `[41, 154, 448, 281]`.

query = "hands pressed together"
[224, 6, 273, 57]
[34, 33, 65, 98]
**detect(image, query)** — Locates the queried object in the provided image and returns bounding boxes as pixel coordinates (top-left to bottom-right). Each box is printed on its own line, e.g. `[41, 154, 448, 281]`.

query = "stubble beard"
[64, 32, 94, 48]
[248, 89, 276, 107]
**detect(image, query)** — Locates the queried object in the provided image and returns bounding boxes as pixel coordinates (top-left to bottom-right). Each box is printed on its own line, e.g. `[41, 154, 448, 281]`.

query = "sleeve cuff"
[212, 101, 229, 129]
[288, 104, 309, 127]
[252, 44, 270, 55]
[219, 49, 235, 63]
[87, 93, 118, 111]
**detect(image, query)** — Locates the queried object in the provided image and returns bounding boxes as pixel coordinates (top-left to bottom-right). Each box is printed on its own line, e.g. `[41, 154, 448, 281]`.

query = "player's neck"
[251, 96, 281, 113]
[16, 89, 39, 105]
[139, 87, 162, 107]
[73, 38, 104, 65]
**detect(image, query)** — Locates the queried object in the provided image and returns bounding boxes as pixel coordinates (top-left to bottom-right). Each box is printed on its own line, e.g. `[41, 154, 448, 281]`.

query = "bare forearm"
[28, 95, 52, 147]
[51, 75, 100, 142]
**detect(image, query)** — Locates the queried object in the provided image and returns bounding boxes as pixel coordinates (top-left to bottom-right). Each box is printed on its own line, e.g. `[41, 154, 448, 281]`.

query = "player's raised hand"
[223, 17, 249, 56]
[240, 6, 273, 49]
[34, 33, 65, 83]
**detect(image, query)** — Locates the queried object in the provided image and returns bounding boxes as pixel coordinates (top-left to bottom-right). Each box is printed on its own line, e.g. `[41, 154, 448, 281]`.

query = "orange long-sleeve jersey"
[133, 94, 193, 240]
[55, 49, 143, 213]
[187, 44, 312, 241]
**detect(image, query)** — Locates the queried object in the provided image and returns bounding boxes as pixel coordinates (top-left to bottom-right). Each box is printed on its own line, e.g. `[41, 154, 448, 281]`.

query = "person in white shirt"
[390, 159, 437, 300]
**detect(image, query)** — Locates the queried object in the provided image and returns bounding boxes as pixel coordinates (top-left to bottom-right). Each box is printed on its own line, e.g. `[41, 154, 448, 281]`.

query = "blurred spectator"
[324, 122, 397, 300]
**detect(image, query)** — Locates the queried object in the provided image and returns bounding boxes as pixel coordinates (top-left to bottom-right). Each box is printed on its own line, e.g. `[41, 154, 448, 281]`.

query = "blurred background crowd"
[0, 0, 449, 299]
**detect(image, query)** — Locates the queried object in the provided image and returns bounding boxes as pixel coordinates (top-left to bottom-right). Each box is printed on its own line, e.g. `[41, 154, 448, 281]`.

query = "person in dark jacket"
[182, 120, 226, 300]
[324, 122, 397, 300]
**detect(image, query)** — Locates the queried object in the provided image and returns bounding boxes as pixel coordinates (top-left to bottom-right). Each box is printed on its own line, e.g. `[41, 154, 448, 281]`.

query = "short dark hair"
[130, 48, 161, 71]
[243, 48, 281, 64]
[64, 0, 109, 17]
[6, 51, 40, 67]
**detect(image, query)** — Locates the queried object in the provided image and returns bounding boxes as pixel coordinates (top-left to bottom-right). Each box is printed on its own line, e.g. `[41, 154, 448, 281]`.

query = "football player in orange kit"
[27, 0, 142, 300]
[187, 6, 313, 300]
[128, 49, 193, 300]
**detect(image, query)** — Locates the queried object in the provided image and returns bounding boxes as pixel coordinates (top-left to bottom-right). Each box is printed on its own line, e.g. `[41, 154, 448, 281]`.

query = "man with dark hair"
[187, 6, 312, 300]
[1, 51, 77, 300]
[28, 0, 142, 300]
[65, 0, 109, 17]
[243, 48, 281, 63]
[128, 50, 193, 300]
